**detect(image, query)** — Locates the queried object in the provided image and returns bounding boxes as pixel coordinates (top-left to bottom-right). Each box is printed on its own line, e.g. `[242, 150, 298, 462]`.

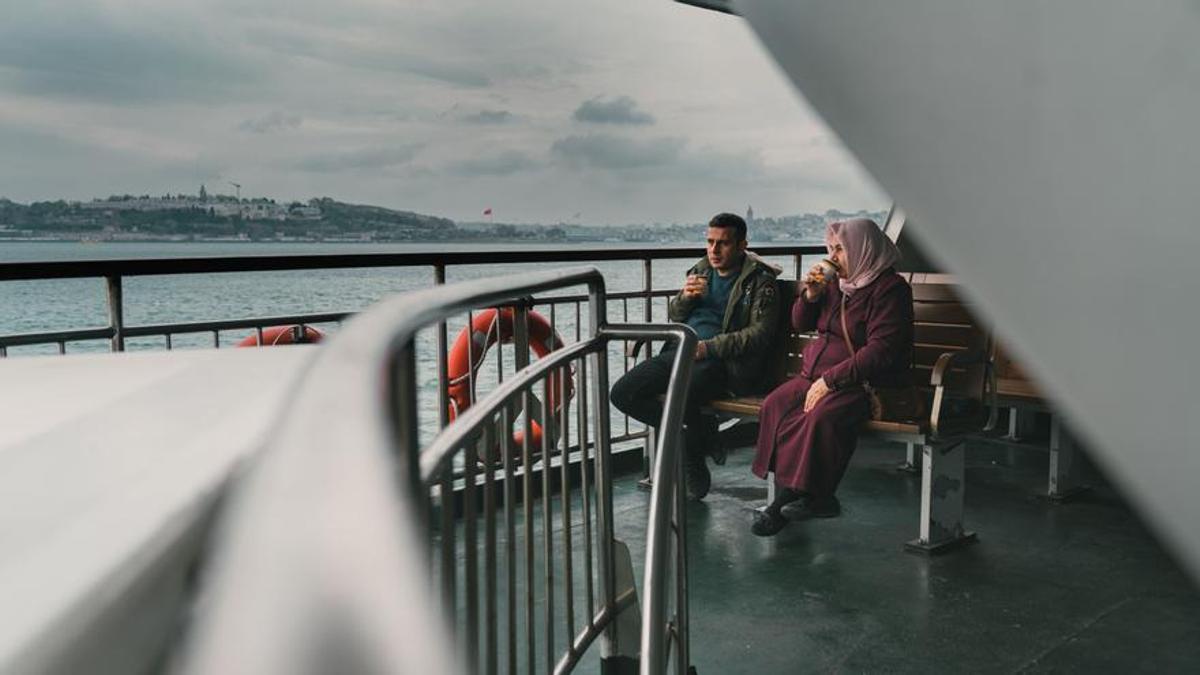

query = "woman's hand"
[802, 264, 828, 301]
[804, 377, 831, 413]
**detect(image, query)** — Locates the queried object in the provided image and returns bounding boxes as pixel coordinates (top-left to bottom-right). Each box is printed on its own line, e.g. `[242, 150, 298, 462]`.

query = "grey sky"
[0, 0, 887, 224]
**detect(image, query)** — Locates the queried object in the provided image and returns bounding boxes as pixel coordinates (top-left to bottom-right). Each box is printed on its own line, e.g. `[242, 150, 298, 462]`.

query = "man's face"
[706, 226, 746, 273]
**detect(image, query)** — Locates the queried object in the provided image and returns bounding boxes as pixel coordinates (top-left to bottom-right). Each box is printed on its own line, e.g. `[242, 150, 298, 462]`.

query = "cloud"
[295, 145, 422, 172]
[238, 111, 302, 134]
[573, 96, 655, 125]
[446, 150, 539, 177]
[551, 133, 683, 170]
[251, 28, 491, 88]
[0, 6, 261, 104]
[461, 109, 513, 124]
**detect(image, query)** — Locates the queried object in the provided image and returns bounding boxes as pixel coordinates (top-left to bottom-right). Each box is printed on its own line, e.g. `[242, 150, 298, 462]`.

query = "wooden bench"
[706, 274, 993, 554]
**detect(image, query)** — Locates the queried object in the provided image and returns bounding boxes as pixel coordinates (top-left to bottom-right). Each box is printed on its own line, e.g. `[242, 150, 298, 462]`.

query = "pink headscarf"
[825, 218, 901, 296]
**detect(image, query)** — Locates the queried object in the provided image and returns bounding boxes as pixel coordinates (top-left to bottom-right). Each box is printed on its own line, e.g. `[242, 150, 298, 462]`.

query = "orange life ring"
[448, 307, 573, 452]
[236, 325, 325, 347]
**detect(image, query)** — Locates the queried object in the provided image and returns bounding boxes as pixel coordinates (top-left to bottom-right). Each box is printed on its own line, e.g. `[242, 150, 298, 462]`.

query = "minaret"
[745, 204, 754, 225]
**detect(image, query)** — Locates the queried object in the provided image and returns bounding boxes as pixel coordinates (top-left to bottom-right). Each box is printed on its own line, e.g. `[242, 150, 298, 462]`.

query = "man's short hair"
[708, 212, 747, 242]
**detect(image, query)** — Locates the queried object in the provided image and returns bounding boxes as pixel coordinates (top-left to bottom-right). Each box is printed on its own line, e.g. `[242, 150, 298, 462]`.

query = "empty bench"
[990, 344, 1089, 500]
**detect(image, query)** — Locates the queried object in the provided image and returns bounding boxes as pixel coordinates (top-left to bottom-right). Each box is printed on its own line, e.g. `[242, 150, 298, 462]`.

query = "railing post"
[588, 279, 628, 670]
[435, 264, 450, 431]
[512, 303, 531, 371]
[642, 258, 654, 483]
[794, 253, 803, 279]
[106, 275, 125, 352]
[391, 341, 428, 530]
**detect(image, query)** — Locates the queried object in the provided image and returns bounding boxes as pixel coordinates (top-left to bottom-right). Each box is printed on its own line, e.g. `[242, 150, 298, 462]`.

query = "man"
[611, 212, 781, 500]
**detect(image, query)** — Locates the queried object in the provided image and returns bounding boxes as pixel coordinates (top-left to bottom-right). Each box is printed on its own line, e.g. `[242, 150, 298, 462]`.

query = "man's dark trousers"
[610, 347, 728, 459]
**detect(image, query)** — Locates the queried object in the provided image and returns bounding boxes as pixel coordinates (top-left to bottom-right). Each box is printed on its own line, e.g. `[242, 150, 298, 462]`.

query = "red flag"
[483, 207, 492, 216]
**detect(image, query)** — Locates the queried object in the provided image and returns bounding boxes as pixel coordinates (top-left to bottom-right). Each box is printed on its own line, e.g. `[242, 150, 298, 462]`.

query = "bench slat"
[913, 323, 986, 350]
[914, 302, 978, 325]
[912, 283, 966, 302]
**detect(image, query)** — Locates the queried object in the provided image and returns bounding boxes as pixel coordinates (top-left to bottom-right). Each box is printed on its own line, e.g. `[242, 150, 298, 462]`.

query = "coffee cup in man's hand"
[684, 274, 708, 298]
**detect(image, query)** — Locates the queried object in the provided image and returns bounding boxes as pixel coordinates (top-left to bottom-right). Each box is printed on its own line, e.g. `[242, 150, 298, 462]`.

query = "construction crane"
[228, 182, 241, 201]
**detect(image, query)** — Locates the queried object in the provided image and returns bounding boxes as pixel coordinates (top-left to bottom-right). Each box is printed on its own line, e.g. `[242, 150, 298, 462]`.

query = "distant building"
[746, 204, 754, 226]
[199, 184, 208, 202]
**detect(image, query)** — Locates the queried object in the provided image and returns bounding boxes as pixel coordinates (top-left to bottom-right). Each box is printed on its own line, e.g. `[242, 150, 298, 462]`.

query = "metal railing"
[0, 246, 820, 357]
[178, 267, 696, 674]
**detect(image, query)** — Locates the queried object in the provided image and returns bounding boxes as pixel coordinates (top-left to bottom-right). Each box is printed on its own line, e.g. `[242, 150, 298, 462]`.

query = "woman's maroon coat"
[751, 270, 913, 496]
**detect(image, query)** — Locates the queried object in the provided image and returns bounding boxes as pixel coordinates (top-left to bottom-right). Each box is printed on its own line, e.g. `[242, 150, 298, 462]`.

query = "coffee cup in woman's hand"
[803, 260, 838, 299]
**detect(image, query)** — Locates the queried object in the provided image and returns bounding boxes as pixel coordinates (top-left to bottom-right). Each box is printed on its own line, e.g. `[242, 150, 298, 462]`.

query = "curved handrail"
[179, 266, 606, 673]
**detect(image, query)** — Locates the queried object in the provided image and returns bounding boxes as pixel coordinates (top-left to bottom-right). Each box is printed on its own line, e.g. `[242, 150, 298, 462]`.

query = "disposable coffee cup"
[815, 259, 840, 285]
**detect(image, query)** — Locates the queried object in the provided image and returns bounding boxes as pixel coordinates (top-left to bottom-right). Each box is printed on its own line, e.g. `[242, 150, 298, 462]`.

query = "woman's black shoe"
[781, 495, 841, 521]
[751, 509, 788, 536]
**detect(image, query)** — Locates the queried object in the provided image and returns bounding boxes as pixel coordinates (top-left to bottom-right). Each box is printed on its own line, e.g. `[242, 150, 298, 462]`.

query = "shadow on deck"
[610, 437, 1200, 673]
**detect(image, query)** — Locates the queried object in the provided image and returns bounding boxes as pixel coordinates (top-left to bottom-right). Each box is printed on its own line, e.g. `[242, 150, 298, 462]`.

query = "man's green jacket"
[668, 251, 782, 395]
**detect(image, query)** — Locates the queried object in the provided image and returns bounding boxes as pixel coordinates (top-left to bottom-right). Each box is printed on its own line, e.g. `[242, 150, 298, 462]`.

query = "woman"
[750, 218, 913, 536]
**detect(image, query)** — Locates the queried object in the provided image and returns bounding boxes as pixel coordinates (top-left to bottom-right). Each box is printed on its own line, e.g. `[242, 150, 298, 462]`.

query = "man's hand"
[694, 340, 708, 360]
[682, 274, 708, 299]
[803, 377, 830, 412]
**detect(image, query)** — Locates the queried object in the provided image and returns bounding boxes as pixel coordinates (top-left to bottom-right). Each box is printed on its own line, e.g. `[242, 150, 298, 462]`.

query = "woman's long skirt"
[751, 375, 870, 498]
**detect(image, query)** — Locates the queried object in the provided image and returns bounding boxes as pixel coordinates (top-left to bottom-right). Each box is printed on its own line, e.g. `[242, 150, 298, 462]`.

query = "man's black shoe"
[684, 456, 711, 501]
[706, 437, 727, 466]
[781, 495, 841, 521]
[751, 509, 787, 536]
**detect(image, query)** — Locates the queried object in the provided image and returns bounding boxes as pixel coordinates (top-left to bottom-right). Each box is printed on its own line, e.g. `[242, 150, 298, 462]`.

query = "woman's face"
[828, 237, 850, 278]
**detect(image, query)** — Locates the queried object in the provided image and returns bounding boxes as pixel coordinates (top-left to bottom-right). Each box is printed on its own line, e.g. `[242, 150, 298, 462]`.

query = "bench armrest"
[626, 337, 649, 359]
[929, 350, 996, 438]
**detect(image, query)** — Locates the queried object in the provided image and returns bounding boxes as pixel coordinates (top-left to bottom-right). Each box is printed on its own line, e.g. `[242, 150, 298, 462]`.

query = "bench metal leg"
[1004, 406, 1038, 441]
[638, 427, 657, 491]
[897, 442, 921, 473]
[906, 441, 977, 555]
[1045, 415, 1089, 502]
[1005, 406, 1021, 440]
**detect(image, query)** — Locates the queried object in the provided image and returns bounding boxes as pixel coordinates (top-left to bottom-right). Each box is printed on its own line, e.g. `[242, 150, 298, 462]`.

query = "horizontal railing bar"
[0, 293, 663, 352]
[1, 314, 348, 349]
[528, 289, 676, 307]
[0, 326, 113, 347]
[123, 312, 349, 338]
[0, 245, 823, 281]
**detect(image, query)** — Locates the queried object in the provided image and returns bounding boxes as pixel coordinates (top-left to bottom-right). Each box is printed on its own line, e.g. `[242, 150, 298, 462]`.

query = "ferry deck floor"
[609, 433, 1200, 673]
